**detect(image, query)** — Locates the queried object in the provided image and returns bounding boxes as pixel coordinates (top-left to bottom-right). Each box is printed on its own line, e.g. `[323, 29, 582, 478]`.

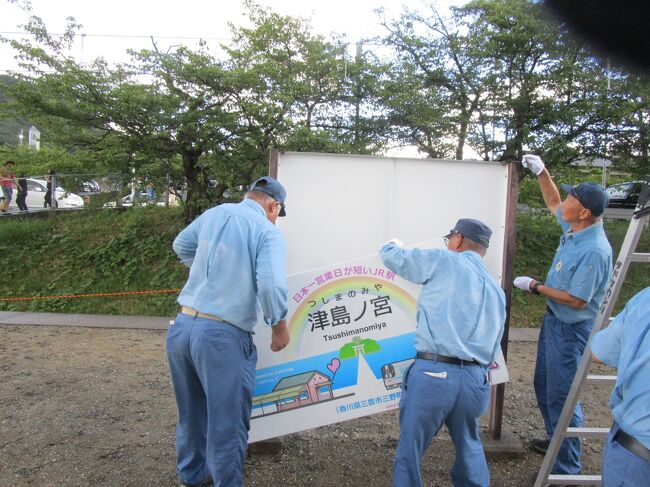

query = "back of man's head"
[248, 176, 286, 217]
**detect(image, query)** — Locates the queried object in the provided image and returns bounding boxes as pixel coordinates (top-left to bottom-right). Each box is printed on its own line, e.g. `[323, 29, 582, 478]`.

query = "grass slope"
[0, 208, 648, 325]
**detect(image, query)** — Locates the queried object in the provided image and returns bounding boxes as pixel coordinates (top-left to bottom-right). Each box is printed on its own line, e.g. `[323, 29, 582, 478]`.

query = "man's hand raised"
[522, 155, 545, 176]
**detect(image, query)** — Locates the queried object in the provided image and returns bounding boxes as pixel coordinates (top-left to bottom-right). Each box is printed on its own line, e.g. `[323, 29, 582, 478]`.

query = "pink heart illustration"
[327, 358, 340, 374]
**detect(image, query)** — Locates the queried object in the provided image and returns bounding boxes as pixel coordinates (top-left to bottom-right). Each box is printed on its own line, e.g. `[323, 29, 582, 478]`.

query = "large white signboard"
[250, 254, 418, 442]
[249, 152, 511, 442]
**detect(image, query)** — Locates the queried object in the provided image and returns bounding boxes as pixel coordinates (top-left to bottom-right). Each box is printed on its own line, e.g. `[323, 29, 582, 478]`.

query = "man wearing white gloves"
[514, 155, 612, 479]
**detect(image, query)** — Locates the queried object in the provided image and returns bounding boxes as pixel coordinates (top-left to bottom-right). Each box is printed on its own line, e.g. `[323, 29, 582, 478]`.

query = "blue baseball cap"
[560, 182, 608, 216]
[445, 218, 492, 248]
[250, 176, 287, 217]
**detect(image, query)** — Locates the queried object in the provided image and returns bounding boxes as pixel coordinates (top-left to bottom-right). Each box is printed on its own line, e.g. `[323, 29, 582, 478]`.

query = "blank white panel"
[277, 152, 394, 274]
[391, 158, 509, 280]
[276, 152, 510, 281]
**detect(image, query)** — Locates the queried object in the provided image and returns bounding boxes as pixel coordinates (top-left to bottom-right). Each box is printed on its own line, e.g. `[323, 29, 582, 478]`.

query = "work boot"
[529, 437, 550, 454]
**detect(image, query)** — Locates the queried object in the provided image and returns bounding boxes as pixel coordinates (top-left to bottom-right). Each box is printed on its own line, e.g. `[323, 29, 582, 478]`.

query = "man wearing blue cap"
[167, 176, 290, 487]
[514, 155, 612, 479]
[591, 287, 650, 487]
[380, 218, 506, 487]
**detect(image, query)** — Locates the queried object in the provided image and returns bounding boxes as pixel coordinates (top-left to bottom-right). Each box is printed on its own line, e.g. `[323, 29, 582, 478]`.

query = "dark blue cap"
[560, 182, 608, 217]
[250, 176, 287, 217]
[445, 218, 492, 248]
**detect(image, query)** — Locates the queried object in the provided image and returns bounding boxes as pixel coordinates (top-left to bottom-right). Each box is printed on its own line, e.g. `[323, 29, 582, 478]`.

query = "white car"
[9, 178, 85, 209]
[103, 192, 167, 208]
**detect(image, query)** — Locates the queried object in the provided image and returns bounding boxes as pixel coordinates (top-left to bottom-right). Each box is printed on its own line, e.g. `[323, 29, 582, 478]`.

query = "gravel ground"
[0, 325, 616, 486]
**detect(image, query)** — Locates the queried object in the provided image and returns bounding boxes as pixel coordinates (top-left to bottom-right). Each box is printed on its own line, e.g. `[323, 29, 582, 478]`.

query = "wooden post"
[269, 149, 279, 178]
[488, 161, 520, 439]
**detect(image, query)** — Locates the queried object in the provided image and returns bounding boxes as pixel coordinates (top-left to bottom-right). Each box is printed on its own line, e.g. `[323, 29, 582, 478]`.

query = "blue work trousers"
[602, 425, 650, 487]
[392, 358, 491, 487]
[166, 313, 257, 487]
[534, 311, 592, 475]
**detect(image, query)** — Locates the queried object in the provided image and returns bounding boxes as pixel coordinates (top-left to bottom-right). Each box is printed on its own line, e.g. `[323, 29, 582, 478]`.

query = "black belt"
[614, 427, 650, 461]
[416, 351, 482, 367]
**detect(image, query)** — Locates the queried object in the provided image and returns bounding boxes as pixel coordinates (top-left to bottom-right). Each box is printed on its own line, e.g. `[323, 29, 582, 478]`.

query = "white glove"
[384, 238, 404, 248]
[521, 154, 545, 176]
[513, 276, 534, 292]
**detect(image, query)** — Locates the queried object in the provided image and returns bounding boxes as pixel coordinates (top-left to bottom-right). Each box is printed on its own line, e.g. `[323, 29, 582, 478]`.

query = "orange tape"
[0, 289, 181, 302]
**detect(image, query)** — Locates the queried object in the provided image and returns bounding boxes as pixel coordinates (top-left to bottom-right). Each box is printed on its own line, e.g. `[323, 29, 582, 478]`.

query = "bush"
[0, 208, 188, 315]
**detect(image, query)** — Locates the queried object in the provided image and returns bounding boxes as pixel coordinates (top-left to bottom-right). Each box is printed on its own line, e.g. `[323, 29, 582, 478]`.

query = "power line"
[0, 30, 381, 45]
[0, 30, 232, 41]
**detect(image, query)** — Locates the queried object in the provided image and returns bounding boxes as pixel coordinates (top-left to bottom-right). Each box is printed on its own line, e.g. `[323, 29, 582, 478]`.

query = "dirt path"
[0, 325, 615, 486]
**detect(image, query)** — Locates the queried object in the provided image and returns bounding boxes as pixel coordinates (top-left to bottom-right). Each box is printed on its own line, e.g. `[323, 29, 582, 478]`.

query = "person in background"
[44, 169, 55, 208]
[146, 182, 156, 201]
[514, 154, 612, 478]
[0, 160, 16, 213]
[15, 174, 28, 212]
[591, 287, 650, 487]
[381, 218, 506, 487]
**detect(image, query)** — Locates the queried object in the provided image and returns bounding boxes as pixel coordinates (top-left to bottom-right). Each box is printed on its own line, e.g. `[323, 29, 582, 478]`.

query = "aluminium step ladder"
[534, 176, 650, 487]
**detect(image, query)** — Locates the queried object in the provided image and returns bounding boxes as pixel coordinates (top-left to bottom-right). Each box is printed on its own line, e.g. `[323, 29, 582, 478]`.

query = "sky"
[0, 0, 465, 73]
[0, 0, 469, 157]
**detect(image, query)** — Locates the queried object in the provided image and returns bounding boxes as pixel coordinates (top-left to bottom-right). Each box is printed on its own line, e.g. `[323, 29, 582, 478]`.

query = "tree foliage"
[1, 0, 650, 217]
[379, 0, 650, 174]
[0, 1, 385, 220]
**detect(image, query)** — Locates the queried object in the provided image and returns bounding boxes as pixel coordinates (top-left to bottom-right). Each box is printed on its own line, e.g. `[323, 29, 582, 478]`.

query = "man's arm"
[172, 218, 200, 267]
[379, 241, 437, 284]
[534, 281, 587, 309]
[521, 155, 561, 214]
[256, 231, 288, 324]
[536, 169, 562, 215]
[513, 277, 587, 309]
[256, 231, 290, 352]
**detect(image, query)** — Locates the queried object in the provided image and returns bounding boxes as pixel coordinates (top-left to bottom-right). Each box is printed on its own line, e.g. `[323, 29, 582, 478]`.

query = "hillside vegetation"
[0, 208, 648, 326]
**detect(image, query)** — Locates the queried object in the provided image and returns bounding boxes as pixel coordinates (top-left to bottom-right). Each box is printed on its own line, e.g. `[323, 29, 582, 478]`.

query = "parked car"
[605, 181, 644, 208]
[103, 192, 167, 208]
[81, 180, 101, 193]
[9, 178, 84, 209]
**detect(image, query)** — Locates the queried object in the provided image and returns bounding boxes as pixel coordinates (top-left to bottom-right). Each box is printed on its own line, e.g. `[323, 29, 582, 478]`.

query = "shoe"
[529, 437, 550, 454]
[180, 478, 213, 487]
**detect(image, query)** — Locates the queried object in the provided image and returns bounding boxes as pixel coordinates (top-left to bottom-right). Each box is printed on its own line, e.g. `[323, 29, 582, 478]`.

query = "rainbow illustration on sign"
[287, 276, 417, 354]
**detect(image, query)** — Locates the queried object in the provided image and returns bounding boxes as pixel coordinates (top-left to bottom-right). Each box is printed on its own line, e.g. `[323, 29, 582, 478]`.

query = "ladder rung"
[547, 473, 602, 485]
[565, 427, 609, 438]
[586, 374, 617, 384]
[631, 253, 650, 262]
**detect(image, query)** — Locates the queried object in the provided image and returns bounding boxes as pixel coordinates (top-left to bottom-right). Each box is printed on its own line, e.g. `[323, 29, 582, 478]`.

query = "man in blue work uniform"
[591, 287, 650, 487]
[514, 154, 612, 478]
[167, 176, 290, 487]
[380, 218, 506, 487]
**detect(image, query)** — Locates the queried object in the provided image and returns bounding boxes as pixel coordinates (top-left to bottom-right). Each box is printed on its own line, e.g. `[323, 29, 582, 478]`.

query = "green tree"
[379, 4, 485, 159]
[377, 0, 624, 168]
[224, 1, 387, 158]
[458, 0, 611, 163]
[1, 1, 388, 220]
[600, 74, 650, 176]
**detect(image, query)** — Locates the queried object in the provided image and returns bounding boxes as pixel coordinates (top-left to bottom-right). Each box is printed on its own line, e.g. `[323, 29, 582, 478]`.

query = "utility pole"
[354, 42, 363, 145]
